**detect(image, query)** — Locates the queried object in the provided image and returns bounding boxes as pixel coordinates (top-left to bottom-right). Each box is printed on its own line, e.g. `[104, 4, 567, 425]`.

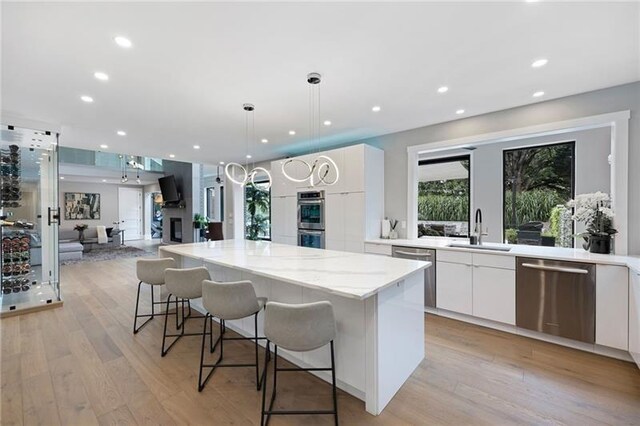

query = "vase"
[389, 230, 398, 240]
[78, 229, 85, 242]
[587, 234, 611, 254]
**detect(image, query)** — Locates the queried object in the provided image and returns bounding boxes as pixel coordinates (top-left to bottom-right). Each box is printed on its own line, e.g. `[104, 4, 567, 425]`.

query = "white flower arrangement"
[566, 192, 616, 236]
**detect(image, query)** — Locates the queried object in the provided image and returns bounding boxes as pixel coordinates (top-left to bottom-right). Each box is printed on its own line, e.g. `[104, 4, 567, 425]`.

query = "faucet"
[474, 208, 483, 245]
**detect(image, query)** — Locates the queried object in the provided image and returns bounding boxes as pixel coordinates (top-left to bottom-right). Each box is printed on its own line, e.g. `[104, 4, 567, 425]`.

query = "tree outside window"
[245, 181, 271, 240]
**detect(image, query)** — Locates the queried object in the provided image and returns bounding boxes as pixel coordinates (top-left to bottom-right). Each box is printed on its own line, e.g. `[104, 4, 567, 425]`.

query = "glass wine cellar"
[1, 124, 60, 316]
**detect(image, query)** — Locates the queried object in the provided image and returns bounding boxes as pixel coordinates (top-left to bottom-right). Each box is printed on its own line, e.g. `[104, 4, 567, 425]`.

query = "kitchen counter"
[160, 240, 430, 299]
[366, 237, 640, 273]
[158, 240, 428, 415]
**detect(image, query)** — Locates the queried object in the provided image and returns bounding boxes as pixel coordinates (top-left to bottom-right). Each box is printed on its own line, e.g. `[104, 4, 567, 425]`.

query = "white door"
[118, 187, 143, 241]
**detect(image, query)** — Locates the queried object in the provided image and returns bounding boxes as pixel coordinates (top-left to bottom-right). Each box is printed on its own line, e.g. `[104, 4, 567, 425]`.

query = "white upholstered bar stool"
[198, 279, 268, 392]
[162, 267, 210, 356]
[133, 258, 176, 334]
[261, 301, 338, 426]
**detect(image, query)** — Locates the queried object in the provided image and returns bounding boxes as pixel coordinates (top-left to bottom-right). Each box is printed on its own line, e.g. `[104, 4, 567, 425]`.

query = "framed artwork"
[64, 192, 101, 220]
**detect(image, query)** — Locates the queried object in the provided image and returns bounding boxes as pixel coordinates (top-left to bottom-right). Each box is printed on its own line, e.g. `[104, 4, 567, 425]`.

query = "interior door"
[118, 187, 142, 241]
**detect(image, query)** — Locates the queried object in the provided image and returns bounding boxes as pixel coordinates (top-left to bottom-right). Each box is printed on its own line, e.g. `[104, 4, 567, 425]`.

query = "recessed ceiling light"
[531, 58, 548, 68]
[94, 71, 109, 81]
[456, 109, 465, 115]
[533, 91, 545, 98]
[437, 86, 449, 94]
[35, 161, 41, 165]
[102, 179, 107, 182]
[323, 120, 332, 126]
[219, 161, 225, 165]
[371, 106, 381, 112]
[116, 130, 126, 136]
[288, 130, 296, 135]
[100, 144, 108, 149]
[41, 153, 48, 156]
[193, 145, 200, 149]
[169, 154, 175, 158]
[246, 154, 252, 159]
[80, 95, 94, 103]
[114, 36, 132, 48]
[60, 176, 65, 180]
[261, 138, 268, 143]
[525, 0, 539, 3]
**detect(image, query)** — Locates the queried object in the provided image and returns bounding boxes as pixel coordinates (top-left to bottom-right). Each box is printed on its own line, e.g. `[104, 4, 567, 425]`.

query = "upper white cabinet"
[271, 195, 297, 245]
[629, 269, 640, 368]
[595, 265, 629, 351]
[270, 144, 384, 252]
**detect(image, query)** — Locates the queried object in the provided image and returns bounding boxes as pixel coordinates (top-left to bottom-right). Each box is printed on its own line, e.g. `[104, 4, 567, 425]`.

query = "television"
[158, 175, 180, 203]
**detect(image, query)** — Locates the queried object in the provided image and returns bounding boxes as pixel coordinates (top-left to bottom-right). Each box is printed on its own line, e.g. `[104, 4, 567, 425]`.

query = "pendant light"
[225, 103, 272, 190]
[281, 72, 339, 187]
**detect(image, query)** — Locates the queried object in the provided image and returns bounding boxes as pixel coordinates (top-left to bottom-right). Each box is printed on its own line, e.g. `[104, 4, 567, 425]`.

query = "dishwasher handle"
[394, 250, 432, 258]
[521, 262, 589, 275]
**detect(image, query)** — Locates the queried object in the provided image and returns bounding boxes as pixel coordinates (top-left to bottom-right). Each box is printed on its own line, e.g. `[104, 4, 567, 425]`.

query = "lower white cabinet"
[596, 265, 629, 351]
[472, 265, 516, 325]
[437, 261, 472, 315]
[271, 195, 297, 245]
[629, 269, 640, 367]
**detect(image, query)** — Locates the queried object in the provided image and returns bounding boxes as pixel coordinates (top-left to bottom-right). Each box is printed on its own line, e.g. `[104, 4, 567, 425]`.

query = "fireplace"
[170, 218, 183, 243]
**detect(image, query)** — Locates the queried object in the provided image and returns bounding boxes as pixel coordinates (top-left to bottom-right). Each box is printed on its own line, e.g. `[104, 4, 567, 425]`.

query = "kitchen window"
[244, 180, 271, 240]
[503, 141, 575, 247]
[417, 155, 471, 238]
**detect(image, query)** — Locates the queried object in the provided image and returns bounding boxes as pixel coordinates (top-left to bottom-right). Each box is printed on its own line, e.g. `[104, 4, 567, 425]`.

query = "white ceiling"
[2, 2, 638, 167]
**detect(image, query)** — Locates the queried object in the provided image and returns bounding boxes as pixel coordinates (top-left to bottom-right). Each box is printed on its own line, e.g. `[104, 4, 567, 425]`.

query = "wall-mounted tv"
[158, 175, 180, 203]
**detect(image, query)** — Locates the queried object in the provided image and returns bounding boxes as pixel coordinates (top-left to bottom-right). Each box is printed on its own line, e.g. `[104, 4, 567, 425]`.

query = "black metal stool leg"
[198, 313, 210, 391]
[331, 341, 339, 426]
[260, 340, 271, 426]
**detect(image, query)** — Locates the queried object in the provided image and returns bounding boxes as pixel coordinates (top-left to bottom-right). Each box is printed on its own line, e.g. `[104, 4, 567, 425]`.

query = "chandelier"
[281, 72, 339, 187]
[225, 103, 272, 190]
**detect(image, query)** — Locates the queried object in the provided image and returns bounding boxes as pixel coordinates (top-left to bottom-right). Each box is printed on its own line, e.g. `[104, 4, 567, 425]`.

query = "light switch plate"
[401, 221, 406, 229]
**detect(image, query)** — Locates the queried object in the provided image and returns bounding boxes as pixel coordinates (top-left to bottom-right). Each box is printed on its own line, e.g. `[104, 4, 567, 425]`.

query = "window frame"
[417, 154, 471, 238]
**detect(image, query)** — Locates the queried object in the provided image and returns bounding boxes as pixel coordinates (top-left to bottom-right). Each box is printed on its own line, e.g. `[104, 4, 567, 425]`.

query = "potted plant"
[567, 192, 617, 254]
[74, 223, 88, 242]
[540, 230, 556, 247]
[193, 213, 208, 230]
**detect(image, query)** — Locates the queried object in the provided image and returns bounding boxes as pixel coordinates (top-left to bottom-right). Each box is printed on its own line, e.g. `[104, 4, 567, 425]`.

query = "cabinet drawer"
[437, 250, 472, 265]
[473, 253, 515, 270]
[364, 243, 392, 256]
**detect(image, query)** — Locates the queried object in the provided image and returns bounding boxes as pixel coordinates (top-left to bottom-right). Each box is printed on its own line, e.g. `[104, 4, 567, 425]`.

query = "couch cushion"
[59, 242, 83, 253]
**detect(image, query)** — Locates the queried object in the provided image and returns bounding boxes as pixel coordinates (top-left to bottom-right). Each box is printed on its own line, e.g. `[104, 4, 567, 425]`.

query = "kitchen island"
[159, 240, 430, 415]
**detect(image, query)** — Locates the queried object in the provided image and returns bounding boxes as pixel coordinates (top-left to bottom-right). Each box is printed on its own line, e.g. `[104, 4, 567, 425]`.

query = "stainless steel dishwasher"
[392, 246, 436, 308]
[516, 257, 596, 343]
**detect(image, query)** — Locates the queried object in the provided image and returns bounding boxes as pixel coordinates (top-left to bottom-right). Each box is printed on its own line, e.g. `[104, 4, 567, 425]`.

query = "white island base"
[159, 242, 426, 415]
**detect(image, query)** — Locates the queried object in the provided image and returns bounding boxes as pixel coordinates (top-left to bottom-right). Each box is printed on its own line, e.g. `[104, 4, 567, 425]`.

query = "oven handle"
[521, 263, 589, 275]
[298, 199, 324, 205]
[299, 230, 324, 235]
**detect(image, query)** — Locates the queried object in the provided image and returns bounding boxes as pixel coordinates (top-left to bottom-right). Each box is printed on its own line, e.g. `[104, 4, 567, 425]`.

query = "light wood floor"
[1, 257, 640, 425]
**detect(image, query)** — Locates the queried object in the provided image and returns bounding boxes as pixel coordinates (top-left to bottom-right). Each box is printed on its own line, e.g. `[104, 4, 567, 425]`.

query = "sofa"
[59, 227, 122, 258]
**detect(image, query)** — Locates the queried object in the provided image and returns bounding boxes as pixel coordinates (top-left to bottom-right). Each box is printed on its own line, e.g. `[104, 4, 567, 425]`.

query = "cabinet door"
[270, 196, 285, 239]
[340, 145, 365, 193]
[271, 160, 295, 197]
[283, 196, 298, 238]
[472, 266, 516, 325]
[436, 261, 472, 315]
[344, 192, 365, 243]
[596, 265, 628, 350]
[628, 270, 640, 367]
[325, 193, 344, 250]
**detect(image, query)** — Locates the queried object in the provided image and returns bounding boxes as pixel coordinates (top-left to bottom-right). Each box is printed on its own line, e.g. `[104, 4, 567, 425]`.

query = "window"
[244, 181, 271, 240]
[417, 155, 470, 238]
[503, 142, 575, 246]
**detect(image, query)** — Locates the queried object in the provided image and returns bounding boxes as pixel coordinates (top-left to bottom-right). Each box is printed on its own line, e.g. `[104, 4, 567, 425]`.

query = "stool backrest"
[202, 280, 260, 320]
[264, 301, 336, 352]
[164, 267, 210, 299]
[136, 258, 176, 285]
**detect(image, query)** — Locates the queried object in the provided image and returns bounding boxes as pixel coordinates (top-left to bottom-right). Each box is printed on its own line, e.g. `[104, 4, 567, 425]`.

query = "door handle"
[521, 263, 589, 275]
[48, 207, 60, 225]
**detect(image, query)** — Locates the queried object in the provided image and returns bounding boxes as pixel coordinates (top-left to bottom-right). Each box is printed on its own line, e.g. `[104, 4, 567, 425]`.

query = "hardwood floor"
[2, 256, 639, 425]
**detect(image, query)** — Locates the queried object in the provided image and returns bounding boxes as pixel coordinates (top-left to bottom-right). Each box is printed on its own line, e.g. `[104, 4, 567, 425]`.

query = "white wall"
[420, 127, 611, 243]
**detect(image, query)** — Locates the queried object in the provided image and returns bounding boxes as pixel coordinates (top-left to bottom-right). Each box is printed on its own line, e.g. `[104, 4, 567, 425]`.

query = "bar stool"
[162, 267, 210, 356]
[261, 301, 338, 426]
[198, 279, 268, 392]
[133, 258, 176, 334]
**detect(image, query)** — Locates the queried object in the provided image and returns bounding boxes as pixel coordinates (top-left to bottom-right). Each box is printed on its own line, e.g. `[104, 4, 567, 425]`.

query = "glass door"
[1, 125, 60, 315]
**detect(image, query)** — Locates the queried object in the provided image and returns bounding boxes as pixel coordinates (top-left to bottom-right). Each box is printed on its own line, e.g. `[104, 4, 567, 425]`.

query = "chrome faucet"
[474, 208, 483, 245]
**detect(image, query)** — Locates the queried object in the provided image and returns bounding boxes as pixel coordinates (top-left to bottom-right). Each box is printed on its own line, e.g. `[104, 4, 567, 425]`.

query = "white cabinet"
[271, 195, 297, 245]
[629, 269, 640, 368]
[595, 265, 629, 351]
[325, 192, 365, 253]
[472, 265, 516, 325]
[363, 243, 392, 256]
[437, 261, 473, 315]
[436, 250, 515, 325]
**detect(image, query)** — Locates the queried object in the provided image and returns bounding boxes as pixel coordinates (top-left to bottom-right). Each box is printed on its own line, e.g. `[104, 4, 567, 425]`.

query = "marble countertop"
[366, 238, 640, 273]
[159, 240, 431, 300]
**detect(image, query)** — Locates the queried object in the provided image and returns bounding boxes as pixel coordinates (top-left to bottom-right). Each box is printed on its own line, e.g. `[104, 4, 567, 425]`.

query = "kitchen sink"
[447, 243, 512, 252]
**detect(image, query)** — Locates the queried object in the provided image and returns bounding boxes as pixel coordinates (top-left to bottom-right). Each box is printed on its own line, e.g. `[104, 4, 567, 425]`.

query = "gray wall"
[420, 127, 611, 243]
[357, 82, 639, 253]
[161, 160, 200, 244]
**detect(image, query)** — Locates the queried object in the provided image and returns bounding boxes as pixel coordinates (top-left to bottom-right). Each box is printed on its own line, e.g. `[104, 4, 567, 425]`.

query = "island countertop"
[159, 240, 430, 300]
